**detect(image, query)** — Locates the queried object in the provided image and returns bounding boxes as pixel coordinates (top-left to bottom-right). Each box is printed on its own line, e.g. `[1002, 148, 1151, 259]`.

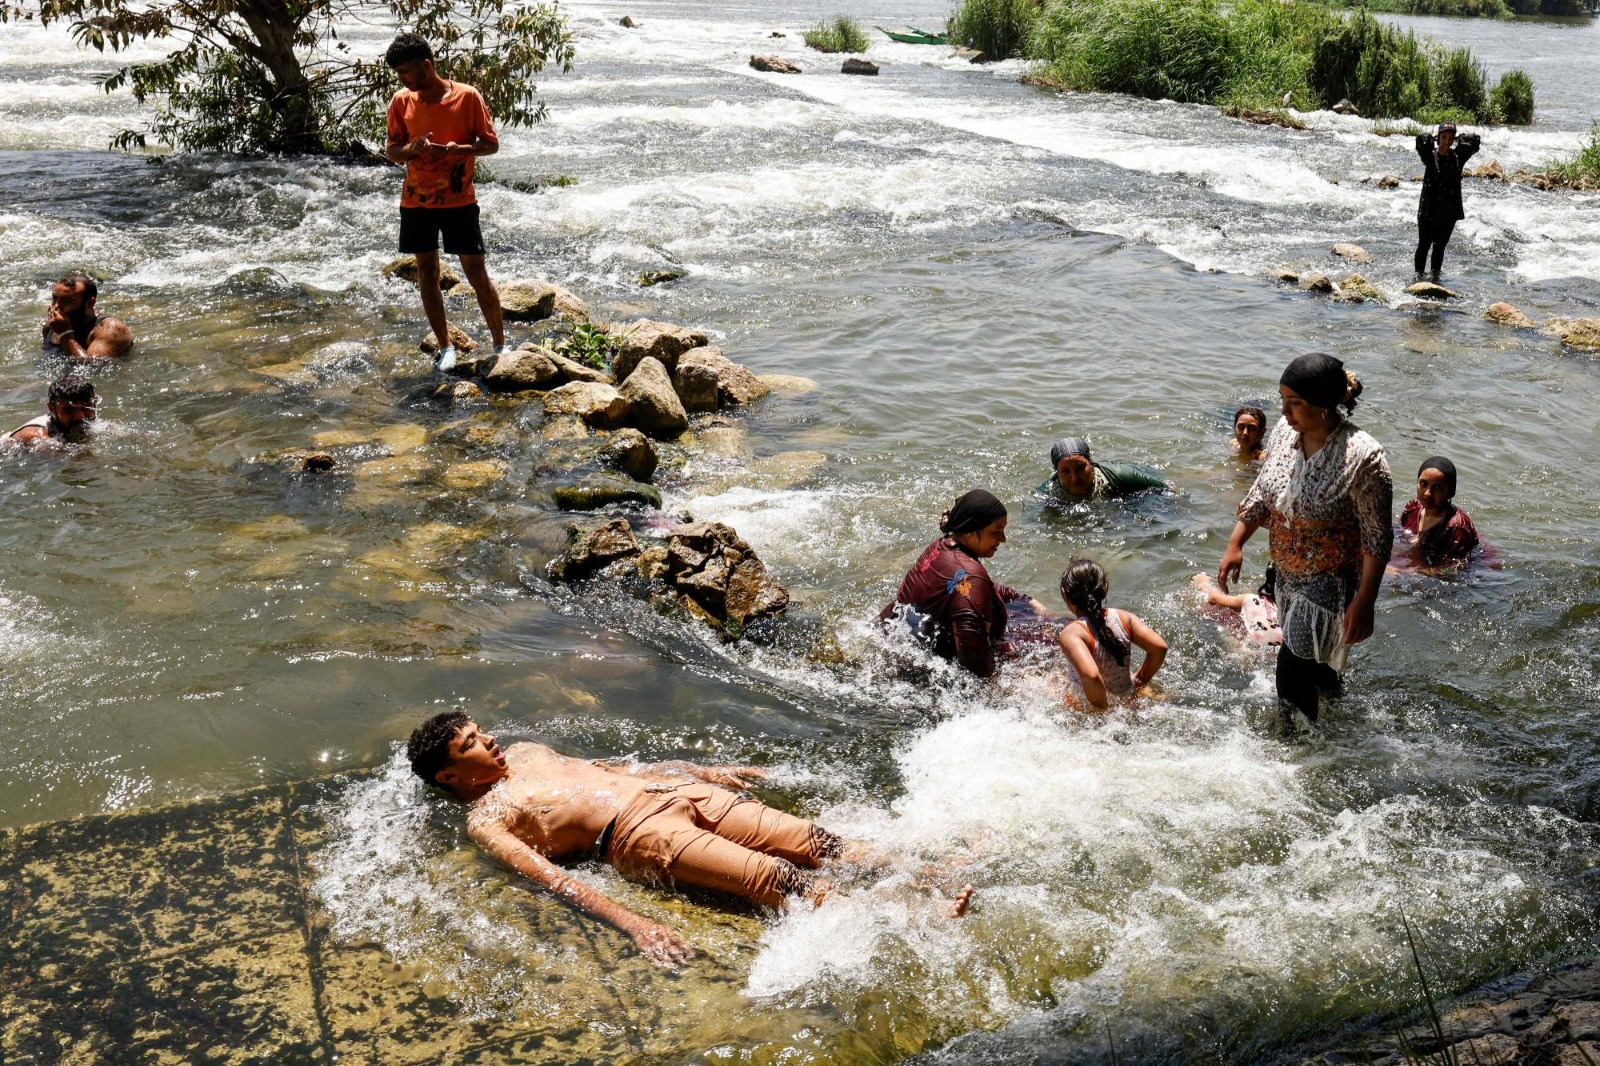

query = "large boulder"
[610, 319, 710, 380]
[421, 324, 477, 354]
[1485, 302, 1536, 328]
[617, 356, 688, 437]
[384, 256, 460, 290]
[551, 284, 588, 322]
[664, 522, 788, 629]
[841, 58, 879, 76]
[498, 279, 559, 322]
[546, 517, 641, 581]
[1299, 272, 1334, 294]
[751, 54, 801, 74]
[543, 381, 627, 427]
[674, 346, 771, 411]
[1543, 318, 1600, 351]
[598, 428, 659, 482]
[1331, 243, 1371, 263]
[484, 347, 560, 391]
[552, 472, 663, 511]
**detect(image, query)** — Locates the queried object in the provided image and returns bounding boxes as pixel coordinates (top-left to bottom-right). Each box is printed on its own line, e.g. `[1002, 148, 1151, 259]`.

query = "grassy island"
[951, 0, 1537, 125]
[1322, 0, 1590, 19]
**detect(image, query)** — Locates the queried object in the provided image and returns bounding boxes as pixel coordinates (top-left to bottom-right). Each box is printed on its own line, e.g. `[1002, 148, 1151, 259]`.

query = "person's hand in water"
[628, 918, 694, 968]
[1218, 543, 1244, 593]
[692, 765, 766, 790]
[1027, 597, 1050, 617]
[1343, 595, 1376, 645]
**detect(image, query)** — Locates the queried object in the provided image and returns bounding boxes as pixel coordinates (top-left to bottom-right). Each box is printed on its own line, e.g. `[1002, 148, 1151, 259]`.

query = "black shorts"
[398, 204, 485, 256]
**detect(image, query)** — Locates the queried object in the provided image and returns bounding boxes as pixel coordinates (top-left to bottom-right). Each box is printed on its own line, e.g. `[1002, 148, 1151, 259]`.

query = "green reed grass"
[1545, 122, 1600, 189]
[1490, 70, 1534, 125]
[948, 0, 1042, 58]
[803, 15, 871, 53]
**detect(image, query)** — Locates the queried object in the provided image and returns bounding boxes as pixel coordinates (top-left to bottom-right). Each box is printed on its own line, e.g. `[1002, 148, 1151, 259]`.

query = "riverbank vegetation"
[803, 15, 871, 52]
[1, 0, 574, 155]
[950, 0, 1535, 124]
[1545, 123, 1600, 188]
[1318, 0, 1590, 19]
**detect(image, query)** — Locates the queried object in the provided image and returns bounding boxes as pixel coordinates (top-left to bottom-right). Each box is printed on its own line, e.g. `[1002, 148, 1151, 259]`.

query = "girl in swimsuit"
[1056, 558, 1168, 712]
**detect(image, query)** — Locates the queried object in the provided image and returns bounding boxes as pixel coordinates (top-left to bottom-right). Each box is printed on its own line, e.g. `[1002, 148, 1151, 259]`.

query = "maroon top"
[879, 537, 1025, 678]
[1397, 498, 1481, 568]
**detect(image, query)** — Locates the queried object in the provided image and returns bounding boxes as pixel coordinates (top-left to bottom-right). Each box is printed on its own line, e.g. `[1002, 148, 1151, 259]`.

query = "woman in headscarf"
[1039, 437, 1168, 502]
[1217, 353, 1393, 721]
[1394, 456, 1484, 570]
[879, 489, 1040, 679]
[1414, 121, 1480, 283]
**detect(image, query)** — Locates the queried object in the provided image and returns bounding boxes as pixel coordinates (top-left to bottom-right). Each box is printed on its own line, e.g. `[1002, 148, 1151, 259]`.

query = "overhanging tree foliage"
[2, 0, 575, 155]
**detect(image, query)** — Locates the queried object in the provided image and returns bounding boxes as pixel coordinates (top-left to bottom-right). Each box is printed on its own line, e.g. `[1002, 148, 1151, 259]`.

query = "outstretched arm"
[1218, 518, 1262, 593]
[469, 819, 693, 968]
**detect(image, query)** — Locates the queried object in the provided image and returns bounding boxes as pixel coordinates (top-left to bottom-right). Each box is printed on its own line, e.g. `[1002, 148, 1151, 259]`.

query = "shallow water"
[3, 1, 1600, 1061]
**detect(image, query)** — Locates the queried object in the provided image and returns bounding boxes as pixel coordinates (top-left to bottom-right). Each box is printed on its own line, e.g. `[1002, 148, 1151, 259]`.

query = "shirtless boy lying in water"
[407, 711, 972, 967]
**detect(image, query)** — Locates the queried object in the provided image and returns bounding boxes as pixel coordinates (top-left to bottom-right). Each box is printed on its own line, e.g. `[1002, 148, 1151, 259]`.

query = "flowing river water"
[3, 1, 1600, 1061]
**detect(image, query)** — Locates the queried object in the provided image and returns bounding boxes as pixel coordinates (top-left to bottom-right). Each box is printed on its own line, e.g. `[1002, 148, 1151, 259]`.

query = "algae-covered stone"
[1334, 273, 1386, 304]
[541, 414, 593, 441]
[619, 356, 689, 437]
[442, 459, 509, 491]
[552, 472, 663, 511]
[544, 381, 627, 428]
[434, 380, 484, 405]
[1543, 317, 1600, 351]
[599, 428, 660, 482]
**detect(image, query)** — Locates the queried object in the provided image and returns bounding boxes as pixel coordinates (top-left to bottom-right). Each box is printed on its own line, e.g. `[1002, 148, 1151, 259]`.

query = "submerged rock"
[484, 348, 560, 391]
[618, 356, 689, 437]
[1377, 175, 1401, 189]
[1486, 302, 1536, 328]
[1543, 317, 1600, 352]
[499, 279, 559, 322]
[1334, 273, 1386, 304]
[382, 256, 460, 290]
[751, 54, 801, 74]
[1299, 272, 1335, 294]
[841, 58, 879, 76]
[552, 472, 663, 511]
[637, 269, 685, 287]
[1466, 160, 1507, 181]
[540, 414, 593, 441]
[544, 382, 627, 427]
[598, 428, 660, 482]
[1331, 243, 1371, 263]
[611, 319, 710, 380]
[1405, 281, 1461, 300]
[421, 324, 477, 354]
[757, 373, 819, 395]
[1271, 268, 1300, 285]
[435, 380, 484, 405]
[619, 14, 637, 27]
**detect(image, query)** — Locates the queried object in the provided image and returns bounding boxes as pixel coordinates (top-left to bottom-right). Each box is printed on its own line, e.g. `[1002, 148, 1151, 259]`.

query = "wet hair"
[1059, 557, 1129, 667]
[1233, 406, 1266, 433]
[939, 488, 1006, 536]
[385, 33, 434, 68]
[56, 272, 97, 301]
[48, 374, 96, 406]
[1280, 353, 1362, 413]
[407, 709, 469, 785]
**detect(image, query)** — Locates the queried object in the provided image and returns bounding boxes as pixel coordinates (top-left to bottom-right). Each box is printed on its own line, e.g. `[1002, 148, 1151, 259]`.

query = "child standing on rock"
[385, 33, 507, 371]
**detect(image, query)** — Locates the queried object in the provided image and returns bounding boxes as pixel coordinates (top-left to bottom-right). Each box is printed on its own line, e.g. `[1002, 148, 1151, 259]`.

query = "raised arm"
[1415, 133, 1434, 169]
[470, 818, 693, 967]
[1456, 133, 1481, 166]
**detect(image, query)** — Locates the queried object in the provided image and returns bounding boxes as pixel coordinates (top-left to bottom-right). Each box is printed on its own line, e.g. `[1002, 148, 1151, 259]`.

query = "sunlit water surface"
[2, 2, 1599, 1061]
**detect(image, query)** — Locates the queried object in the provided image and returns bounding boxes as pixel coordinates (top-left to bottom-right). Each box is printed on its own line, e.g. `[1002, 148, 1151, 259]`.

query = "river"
[2, 1, 1599, 1061]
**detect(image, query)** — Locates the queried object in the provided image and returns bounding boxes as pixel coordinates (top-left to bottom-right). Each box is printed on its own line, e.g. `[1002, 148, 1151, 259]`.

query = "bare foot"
[804, 878, 837, 909]
[945, 885, 974, 919]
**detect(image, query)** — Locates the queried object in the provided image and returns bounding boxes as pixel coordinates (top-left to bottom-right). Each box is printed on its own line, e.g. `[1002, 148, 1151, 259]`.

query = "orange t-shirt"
[386, 81, 498, 209]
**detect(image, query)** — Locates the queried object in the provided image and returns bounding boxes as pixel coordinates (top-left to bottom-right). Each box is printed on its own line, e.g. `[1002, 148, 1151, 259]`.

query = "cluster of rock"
[749, 54, 881, 75]
[548, 517, 790, 638]
[1273, 244, 1458, 303]
[1485, 302, 1600, 351]
[1296, 957, 1600, 1066]
[1466, 158, 1597, 192]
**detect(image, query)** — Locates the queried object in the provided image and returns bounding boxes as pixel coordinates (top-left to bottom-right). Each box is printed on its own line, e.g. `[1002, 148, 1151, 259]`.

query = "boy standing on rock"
[384, 33, 506, 371]
[1414, 122, 1480, 284]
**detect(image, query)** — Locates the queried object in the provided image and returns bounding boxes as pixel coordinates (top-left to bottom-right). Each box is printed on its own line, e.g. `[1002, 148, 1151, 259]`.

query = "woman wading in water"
[1218, 354, 1393, 721]
[880, 489, 1045, 679]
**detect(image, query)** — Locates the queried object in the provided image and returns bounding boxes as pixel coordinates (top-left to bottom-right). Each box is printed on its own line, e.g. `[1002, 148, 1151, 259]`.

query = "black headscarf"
[1050, 437, 1092, 467]
[1418, 456, 1457, 499]
[1279, 353, 1347, 410]
[941, 489, 1007, 535]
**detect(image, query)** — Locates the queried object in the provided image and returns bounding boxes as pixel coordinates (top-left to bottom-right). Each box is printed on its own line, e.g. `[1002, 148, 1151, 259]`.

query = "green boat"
[876, 26, 948, 45]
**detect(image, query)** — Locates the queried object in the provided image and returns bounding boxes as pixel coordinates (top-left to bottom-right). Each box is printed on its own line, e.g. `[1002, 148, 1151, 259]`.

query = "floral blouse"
[1238, 419, 1393, 583]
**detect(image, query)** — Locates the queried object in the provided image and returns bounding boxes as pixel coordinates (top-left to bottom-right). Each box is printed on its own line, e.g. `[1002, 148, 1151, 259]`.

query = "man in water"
[384, 33, 506, 372]
[4, 374, 98, 446]
[1414, 122, 1480, 284]
[407, 710, 971, 967]
[42, 273, 134, 359]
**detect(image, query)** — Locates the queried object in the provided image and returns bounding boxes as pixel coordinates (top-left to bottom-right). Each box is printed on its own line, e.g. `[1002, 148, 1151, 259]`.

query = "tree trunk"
[237, 0, 322, 152]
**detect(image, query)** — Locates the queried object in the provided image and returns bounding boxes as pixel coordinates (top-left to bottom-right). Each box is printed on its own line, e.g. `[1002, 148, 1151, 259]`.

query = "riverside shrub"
[803, 15, 871, 53]
[1030, 0, 1524, 124]
[948, 0, 1044, 58]
[1492, 70, 1535, 125]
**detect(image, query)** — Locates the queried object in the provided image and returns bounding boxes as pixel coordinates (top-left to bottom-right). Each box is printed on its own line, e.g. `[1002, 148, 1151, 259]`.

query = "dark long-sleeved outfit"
[879, 536, 1026, 679]
[1414, 133, 1480, 277]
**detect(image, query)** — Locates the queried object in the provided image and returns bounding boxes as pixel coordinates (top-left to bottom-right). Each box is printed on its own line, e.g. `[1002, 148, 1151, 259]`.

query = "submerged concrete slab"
[0, 779, 653, 1065]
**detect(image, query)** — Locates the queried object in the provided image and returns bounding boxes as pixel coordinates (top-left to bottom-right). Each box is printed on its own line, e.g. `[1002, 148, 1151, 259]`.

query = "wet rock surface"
[1407, 281, 1462, 300]
[551, 471, 663, 511]
[1486, 301, 1537, 328]
[618, 355, 689, 437]
[1543, 317, 1600, 352]
[750, 54, 801, 73]
[497, 279, 559, 322]
[610, 319, 710, 380]
[1335, 273, 1386, 304]
[383, 255, 461, 290]
[543, 381, 627, 428]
